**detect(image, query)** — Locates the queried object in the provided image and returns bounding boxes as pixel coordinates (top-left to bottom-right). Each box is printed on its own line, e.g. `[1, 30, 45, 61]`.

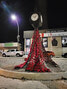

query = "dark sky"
[47, 0, 67, 29]
[0, 0, 67, 43]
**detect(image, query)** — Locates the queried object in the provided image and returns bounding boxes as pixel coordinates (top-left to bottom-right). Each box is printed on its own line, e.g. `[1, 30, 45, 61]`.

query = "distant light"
[11, 14, 17, 21]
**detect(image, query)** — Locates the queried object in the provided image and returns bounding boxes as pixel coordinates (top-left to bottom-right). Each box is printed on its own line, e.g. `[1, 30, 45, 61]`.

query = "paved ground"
[0, 75, 67, 89]
[0, 56, 67, 89]
[0, 56, 67, 72]
[0, 76, 50, 89]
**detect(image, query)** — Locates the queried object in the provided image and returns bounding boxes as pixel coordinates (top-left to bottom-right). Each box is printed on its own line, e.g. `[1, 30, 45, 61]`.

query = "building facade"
[24, 29, 67, 57]
[0, 42, 21, 52]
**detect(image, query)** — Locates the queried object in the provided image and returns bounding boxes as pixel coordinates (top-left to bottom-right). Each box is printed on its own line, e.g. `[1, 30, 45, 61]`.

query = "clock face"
[31, 13, 39, 21]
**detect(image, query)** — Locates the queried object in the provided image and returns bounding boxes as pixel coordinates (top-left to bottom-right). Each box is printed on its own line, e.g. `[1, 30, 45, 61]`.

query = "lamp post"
[11, 14, 20, 43]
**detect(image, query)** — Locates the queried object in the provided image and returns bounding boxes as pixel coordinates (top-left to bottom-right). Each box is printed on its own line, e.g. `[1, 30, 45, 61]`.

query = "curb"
[0, 68, 67, 80]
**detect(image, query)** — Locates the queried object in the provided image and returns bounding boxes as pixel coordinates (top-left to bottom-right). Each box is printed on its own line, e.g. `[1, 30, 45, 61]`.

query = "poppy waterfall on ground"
[14, 29, 51, 72]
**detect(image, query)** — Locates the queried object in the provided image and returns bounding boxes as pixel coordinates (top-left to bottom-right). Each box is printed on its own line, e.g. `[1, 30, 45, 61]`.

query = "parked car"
[2, 49, 25, 57]
[62, 53, 67, 58]
[43, 51, 55, 58]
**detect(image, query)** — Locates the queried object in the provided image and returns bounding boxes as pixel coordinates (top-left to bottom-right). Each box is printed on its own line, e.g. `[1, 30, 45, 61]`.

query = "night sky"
[47, 0, 67, 29]
[0, 0, 67, 43]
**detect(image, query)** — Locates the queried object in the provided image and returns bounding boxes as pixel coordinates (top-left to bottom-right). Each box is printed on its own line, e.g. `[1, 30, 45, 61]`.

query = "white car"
[2, 49, 24, 57]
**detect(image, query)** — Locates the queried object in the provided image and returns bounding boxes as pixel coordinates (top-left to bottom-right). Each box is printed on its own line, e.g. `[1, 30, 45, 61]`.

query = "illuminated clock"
[31, 13, 39, 21]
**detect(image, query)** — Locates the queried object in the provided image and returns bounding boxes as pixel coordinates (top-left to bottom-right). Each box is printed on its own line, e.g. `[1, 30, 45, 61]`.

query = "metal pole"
[16, 20, 20, 43]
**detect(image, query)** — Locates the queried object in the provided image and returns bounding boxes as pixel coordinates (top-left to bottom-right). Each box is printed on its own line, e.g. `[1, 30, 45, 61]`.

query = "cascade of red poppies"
[15, 29, 51, 72]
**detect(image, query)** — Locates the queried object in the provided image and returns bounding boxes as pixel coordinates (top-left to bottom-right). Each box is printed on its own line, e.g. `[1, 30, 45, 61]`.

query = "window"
[16, 49, 19, 51]
[42, 37, 48, 47]
[26, 38, 31, 54]
[52, 37, 58, 46]
[26, 38, 31, 47]
[62, 36, 67, 47]
[10, 50, 14, 52]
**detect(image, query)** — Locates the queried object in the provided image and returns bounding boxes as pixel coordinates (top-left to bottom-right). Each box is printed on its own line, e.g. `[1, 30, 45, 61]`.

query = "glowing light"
[11, 14, 17, 21]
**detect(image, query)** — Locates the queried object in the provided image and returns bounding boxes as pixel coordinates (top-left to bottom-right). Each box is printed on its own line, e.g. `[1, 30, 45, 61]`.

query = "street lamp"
[11, 14, 20, 43]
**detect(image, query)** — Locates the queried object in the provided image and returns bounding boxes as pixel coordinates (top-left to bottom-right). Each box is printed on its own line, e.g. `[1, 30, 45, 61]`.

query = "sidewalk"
[0, 76, 49, 89]
[0, 57, 67, 89]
